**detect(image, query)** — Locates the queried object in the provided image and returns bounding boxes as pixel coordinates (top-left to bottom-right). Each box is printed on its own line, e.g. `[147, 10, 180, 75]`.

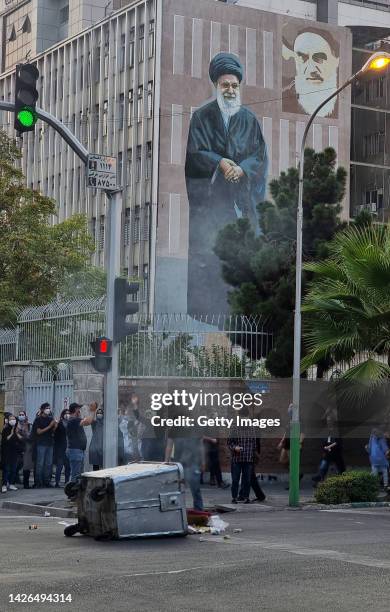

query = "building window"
[53, 69, 58, 102]
[129, 26, 135, 67]
[21, 15, 31, 34]
[147, 81, 153, 118]
[133, 207, 140, 242]
[137, 86, 143, 121]
[123, 207, 130, 246]
[118, 151, 123, 185]
[143, 204, 150, 240]
[91, 217, 96, 241]
[128, 89, 133, 126]
[79, 56, 83, 91]
[136, 145, 142, 181]
[60, 5, 69, 24]
[365, 76, 385, 103]
[364, 188, 383, 213]
[8, 25, 16, 42]
[94, 104, 99, 139]
[363, 132, 385, 157]
[126, 148, 133, 185]
[99, 215, 105, 250]
[72, 59, 77, 94]
[119, 93, 124, 128]
[145, 141, 152, 179]
[103, 100, 108, 136]
[95, 47, 101, 82]
[139, 24, 145, 63]
[142, 263, 149, 301]
[120, 34, 126, 71]
[148, 20, 155, 58]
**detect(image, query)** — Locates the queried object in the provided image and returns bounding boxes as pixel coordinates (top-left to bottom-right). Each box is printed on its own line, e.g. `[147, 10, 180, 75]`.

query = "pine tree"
[214, 147, 347, 377]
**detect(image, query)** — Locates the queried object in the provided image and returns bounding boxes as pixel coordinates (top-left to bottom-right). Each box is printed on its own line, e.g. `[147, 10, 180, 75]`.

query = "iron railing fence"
[0, 329, 17, 385]
[0, 302, 275, 379]
[1, 299, 389, 381]
[119, 313, 273, 378]
[16, 297, 106, 361]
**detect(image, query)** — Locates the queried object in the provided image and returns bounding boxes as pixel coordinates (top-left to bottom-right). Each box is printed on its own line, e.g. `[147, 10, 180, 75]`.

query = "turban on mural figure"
[208, 52, 244, 84]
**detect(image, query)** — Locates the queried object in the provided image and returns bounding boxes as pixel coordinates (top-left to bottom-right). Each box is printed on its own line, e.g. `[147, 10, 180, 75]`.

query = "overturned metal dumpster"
[64, 462, 188, 540]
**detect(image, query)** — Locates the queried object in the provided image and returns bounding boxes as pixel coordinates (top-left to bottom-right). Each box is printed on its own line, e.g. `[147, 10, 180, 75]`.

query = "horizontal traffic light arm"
[0, 100, 89, 164]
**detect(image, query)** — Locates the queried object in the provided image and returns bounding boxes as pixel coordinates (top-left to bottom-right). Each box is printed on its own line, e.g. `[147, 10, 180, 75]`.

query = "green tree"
[214, 148, 346, 377]
[59, 267, 107, 299]
[302, 223, 390, 393]
[0, 130, 95, 326]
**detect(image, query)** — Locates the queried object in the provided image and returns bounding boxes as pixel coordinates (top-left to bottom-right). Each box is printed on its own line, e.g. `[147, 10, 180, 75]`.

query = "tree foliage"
[214, 148, 347, 376]
[302, 223, 390, 398]
[0, 130, 95, 326]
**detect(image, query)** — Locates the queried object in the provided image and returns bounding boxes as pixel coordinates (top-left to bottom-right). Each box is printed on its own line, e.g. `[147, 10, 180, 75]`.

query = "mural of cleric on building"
[185, 52, 268, 317]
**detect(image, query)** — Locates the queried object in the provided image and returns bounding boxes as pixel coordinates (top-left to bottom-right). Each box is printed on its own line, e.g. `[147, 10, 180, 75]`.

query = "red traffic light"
[90, 336, 112, 373]
[99, 338, 109, 354]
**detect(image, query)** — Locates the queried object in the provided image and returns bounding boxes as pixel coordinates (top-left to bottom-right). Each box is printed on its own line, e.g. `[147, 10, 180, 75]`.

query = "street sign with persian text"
[87, 154, 117, 190]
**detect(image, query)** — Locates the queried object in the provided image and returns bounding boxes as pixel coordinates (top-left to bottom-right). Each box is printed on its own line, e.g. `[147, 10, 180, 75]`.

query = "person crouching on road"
[1, 414, 23, 493]
[66, 402, 97, 482]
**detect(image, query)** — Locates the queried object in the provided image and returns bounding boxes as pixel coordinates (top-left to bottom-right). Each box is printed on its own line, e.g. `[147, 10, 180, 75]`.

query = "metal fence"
[0, 301, 274, 380]
[119, 314, 273, 378]
[0, 329, 17, 385]
[16, 298, 106, 361]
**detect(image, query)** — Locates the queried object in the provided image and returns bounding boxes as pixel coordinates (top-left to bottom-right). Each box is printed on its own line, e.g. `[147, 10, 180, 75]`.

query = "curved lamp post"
[289, 51, 390, 507]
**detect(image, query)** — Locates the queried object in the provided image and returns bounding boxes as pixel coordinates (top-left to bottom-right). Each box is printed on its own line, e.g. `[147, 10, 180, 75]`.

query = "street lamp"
[289, 51, 390, 507]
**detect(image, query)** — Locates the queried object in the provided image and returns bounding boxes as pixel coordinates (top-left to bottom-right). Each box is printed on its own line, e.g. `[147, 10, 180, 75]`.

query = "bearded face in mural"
[283, 30, 340, 117]
[185, 52, 268, 317]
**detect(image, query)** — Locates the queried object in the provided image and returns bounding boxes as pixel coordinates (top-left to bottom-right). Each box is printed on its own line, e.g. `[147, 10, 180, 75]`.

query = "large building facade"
[0, 0, 389, 315]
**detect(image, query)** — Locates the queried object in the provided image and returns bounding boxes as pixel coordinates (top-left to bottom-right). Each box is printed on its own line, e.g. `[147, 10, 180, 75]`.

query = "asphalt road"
[1, 507, 390, 612]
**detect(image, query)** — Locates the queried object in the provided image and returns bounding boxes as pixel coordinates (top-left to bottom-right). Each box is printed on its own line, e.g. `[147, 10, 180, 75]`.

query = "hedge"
[314, 470, 379, 505]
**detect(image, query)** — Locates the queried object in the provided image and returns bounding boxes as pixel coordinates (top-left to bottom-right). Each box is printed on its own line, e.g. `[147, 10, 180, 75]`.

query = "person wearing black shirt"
[32, 403, 57, 488]
[66, 402, 97, 482]
[312, 434, 345, 484]
[89, 407, 104, 470]
[1, 414, 23, 493]
[54, 408, 71, 487]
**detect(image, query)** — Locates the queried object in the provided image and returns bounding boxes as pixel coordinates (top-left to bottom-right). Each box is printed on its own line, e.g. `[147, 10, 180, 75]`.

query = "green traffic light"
[17, 107, 37, 128]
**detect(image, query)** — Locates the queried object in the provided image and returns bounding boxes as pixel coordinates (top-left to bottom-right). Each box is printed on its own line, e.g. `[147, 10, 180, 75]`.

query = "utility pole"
[0, 99, 121, 469]
[103, 189, 122, 468]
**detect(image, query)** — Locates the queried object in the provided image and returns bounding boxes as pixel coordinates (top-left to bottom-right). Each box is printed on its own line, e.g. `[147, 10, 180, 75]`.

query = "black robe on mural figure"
[185, 99, 268, 317]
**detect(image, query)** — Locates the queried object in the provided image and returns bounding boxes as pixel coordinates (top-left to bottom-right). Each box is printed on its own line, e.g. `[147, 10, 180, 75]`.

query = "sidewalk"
[0, 477, 316, 516]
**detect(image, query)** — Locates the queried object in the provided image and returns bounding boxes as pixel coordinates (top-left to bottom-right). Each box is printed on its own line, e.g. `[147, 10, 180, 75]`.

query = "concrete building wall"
[0, 0, 156, 312]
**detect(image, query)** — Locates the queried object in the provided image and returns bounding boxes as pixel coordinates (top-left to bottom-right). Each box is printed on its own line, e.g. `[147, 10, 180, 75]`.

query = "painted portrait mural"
[185, 53, 268, 316]
[154, 0, 352, 317]
[282, 26, 340, 118]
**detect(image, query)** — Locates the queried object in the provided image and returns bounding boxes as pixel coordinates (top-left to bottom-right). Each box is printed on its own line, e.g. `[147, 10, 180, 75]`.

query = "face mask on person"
[9, 419, 16, 426]
[18, 415, 26, 422]
[96, 413, 103, 420]
[44, 408, 51, 416]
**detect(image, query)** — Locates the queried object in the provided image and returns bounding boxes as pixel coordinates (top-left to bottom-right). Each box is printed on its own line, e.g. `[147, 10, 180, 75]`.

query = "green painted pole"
[288, 421, 300, 507]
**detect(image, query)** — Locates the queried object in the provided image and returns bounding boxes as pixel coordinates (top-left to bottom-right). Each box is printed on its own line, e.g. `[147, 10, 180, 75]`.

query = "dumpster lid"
[82, 462, 179, 479]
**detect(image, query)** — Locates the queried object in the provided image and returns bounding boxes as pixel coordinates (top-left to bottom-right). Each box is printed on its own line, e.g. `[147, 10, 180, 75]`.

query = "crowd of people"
[1, 395, 389, 509]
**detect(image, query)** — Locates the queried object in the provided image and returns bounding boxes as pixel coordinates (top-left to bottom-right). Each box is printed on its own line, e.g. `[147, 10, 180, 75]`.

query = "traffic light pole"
[0, 100, 120, 468]
[103, 189, 122, 468]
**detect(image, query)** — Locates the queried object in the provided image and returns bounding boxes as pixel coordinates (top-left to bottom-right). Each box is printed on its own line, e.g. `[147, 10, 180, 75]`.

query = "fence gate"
[24, 364, 73, 421]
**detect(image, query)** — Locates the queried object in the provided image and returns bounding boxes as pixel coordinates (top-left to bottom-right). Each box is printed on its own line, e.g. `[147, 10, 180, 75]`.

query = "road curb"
[301, 501, 390, 511]
[2, 501, 77, 518]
